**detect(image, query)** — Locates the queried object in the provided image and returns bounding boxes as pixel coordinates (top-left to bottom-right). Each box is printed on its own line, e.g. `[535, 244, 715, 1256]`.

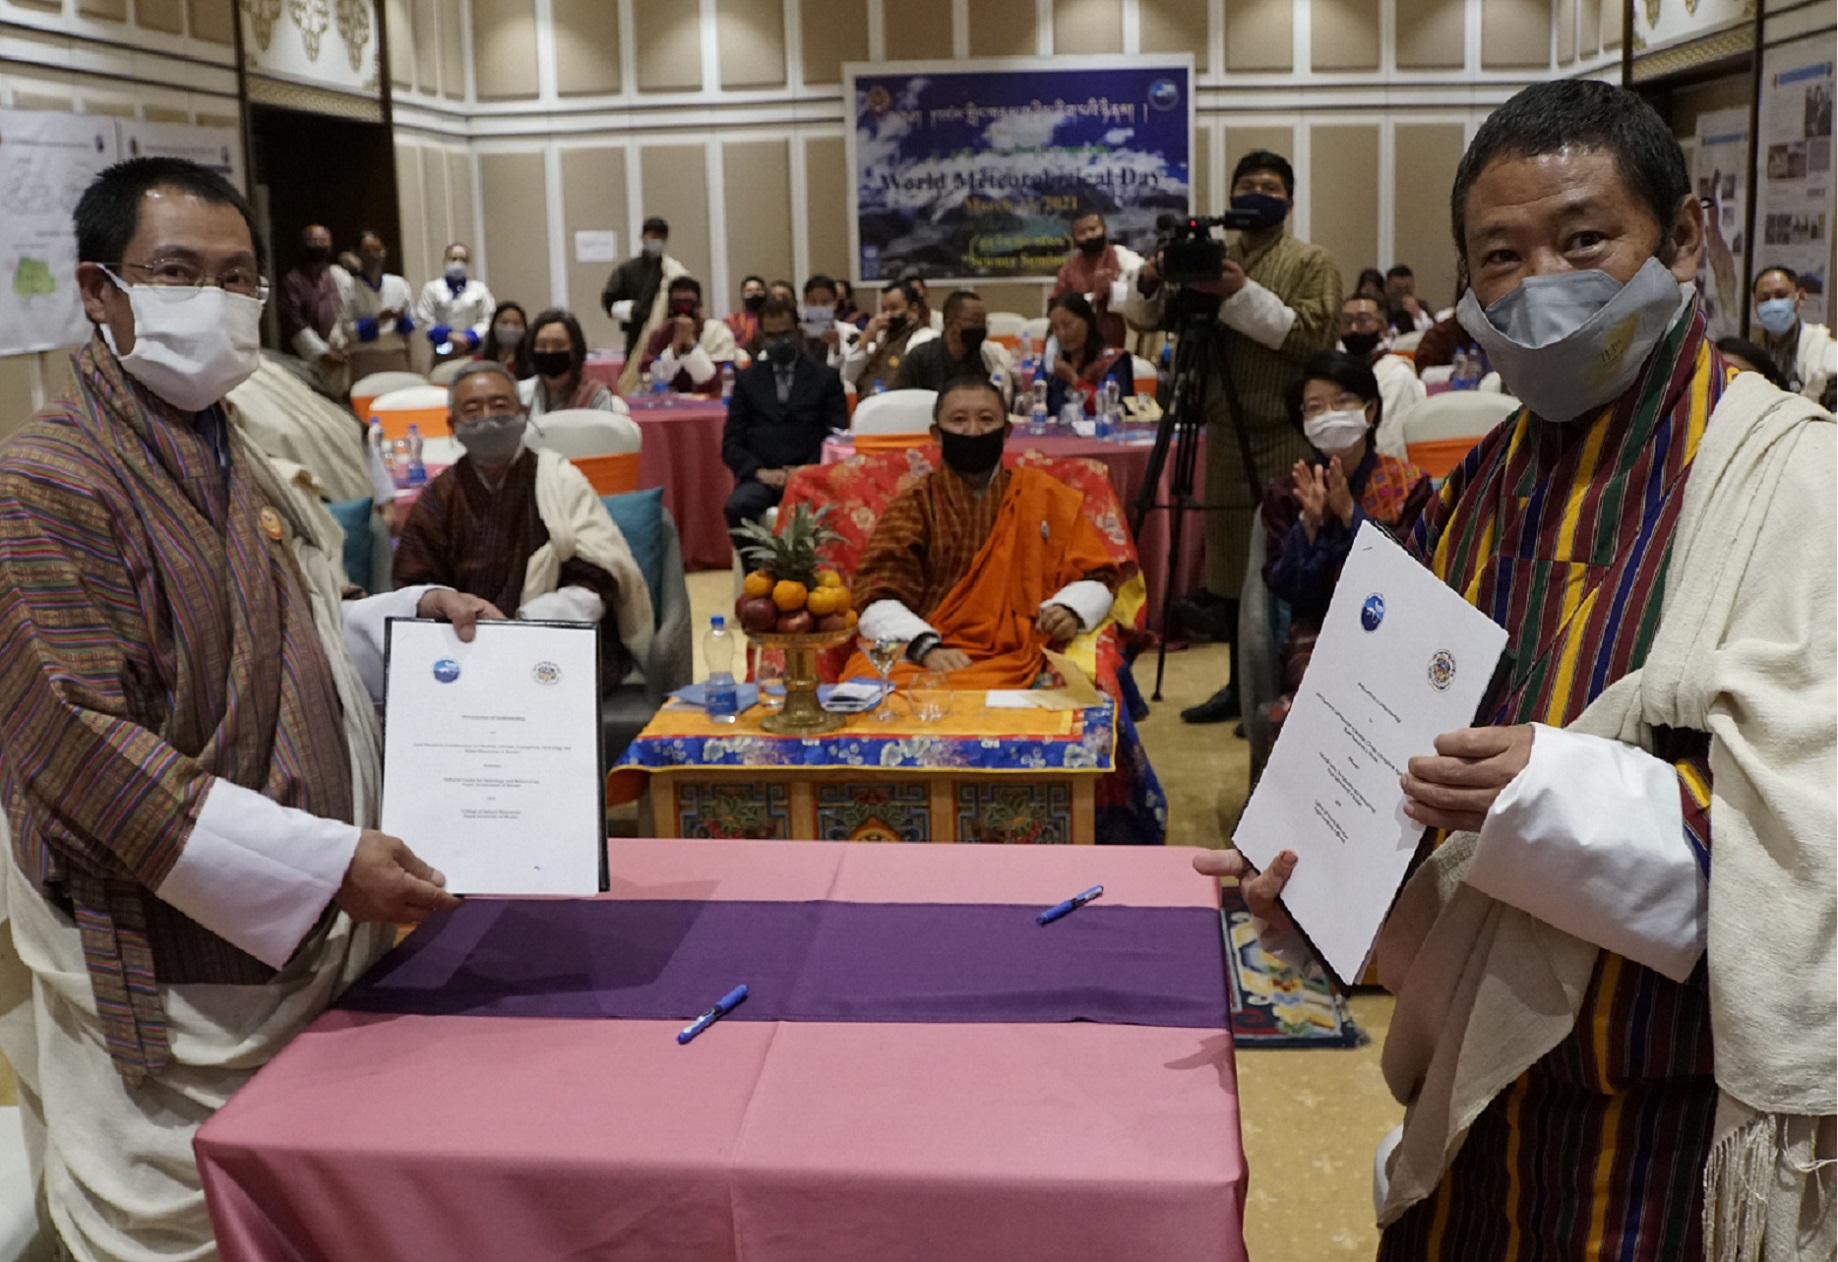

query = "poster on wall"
[117, 119, 246, 194]
[0, 110, 119, 357]
[1754, 36, 1834, 325]
[844, 57, 1193, 282]
[1692, 106, 1749, 341]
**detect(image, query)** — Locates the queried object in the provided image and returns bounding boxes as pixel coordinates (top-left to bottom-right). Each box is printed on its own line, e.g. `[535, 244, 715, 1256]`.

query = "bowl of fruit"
[733, 503, 856, 734]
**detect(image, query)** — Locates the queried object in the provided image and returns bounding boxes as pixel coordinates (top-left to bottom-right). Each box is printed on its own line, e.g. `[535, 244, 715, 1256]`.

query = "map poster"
[0, 110, 119, 356]
[845, 57, 1193, 282]
[1754, 37, 1835, 325]
[117, 119, 246, 194]
[1692, 106, 1749, 341]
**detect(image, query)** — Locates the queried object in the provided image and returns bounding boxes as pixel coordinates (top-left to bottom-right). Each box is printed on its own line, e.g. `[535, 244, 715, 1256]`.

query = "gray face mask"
[1456, 256, 1690, 423]
[454, 412, 527, 463]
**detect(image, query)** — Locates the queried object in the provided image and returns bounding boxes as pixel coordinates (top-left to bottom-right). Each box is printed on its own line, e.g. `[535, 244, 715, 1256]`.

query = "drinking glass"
[910, 671, 953, 723]
[755, 648, 786, 712]
[864, 635, 905, 722]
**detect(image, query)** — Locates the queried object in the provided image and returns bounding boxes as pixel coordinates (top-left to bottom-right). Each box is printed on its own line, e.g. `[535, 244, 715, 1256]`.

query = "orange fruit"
[816, 569, 843, 588]
[806, 587, 845, 617]
[844, 609, 859, 628]
[832, 587, 852, 613]
[771, 580, 808, 611]
[743, 570, 774, 599]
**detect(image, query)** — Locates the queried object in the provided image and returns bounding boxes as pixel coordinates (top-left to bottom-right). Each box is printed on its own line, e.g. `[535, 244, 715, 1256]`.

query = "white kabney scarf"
[522, 448, 655, 671]
[1374, 373, 1836, 1259]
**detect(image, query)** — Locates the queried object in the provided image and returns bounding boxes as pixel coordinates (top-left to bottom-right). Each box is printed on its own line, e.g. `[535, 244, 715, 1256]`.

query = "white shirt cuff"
[681, 345, 717, 386]
[859, 599, 937, 647]
[1109, 278, 1131, 310]
[1043, 580, 1114, 632]
[1218, 278, 1297, 351]
[156, 779, 362, 970]
[1466, 723, 1705, 982]
[610, 300, 635, 322]
[518, 585, 605, 623]
[342, 585, 442, 704]
[293, 327, 330, 360]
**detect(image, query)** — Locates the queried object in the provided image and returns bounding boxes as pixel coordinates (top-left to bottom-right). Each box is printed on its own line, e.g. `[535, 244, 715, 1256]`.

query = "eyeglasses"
[100, 260, 270, 303]
[1340, 312, 1383, 331]
[1299, 391, 1368, 419]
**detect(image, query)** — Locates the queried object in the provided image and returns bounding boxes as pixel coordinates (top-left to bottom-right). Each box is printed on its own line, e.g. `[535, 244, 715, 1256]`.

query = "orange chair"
[571, 451, 642, 494]
[1400, 391, 1519, 479]
[852, 432, 933, 453]
[350, 371, 427, 426]
[369, 385, 450, 441]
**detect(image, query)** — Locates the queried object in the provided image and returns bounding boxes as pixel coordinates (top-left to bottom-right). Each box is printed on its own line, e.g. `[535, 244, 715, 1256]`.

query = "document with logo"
[380, 618, 605, 896]
[1233, 522, 1508, 983]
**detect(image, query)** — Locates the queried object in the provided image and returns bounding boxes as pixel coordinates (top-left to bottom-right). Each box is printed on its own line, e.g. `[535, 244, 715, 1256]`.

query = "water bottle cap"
[407, 423, 419, 433]
[710, 614, 726, 628]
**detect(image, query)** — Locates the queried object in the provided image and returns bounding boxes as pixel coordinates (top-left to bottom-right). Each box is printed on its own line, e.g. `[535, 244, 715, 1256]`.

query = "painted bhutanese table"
[609, 694, 1117, 843]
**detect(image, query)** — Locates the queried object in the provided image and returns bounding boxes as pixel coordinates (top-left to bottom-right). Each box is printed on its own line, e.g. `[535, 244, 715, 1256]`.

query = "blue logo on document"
[432, 658, 461, 684]
[1360, 593, 1385, 632]
[1148, 79, 1181, 111]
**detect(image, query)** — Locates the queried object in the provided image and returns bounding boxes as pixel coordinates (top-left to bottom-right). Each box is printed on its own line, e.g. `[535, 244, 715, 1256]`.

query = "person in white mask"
[1751, 264, 1835, 410]
[599, 215, 687, 393]
[1256, 350, 1431, 734]
[1201, 80, 1834, 1258]
[0, 156, 500, 1261]
[412, 241, 496, 367]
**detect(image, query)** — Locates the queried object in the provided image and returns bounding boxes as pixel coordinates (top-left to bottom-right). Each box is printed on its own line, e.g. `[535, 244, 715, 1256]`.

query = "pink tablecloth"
[821, 431, 1205, 629]
[581, 356, 625, 391]
[195, 839, 1247, 1262]
[626, 396, 733, 570]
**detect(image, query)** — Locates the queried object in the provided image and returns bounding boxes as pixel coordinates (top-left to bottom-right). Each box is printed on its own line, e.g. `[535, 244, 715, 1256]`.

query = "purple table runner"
[339, 899, 1229, 1030]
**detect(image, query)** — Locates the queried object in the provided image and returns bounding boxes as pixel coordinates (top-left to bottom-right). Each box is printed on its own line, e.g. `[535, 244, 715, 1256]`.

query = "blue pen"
[1037, 885, 1104, 925]
[677, 984, 748, 1044]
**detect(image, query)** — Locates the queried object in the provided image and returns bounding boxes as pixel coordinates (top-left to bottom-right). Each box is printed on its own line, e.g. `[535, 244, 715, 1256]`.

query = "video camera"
[1157, 211, 1263, 286]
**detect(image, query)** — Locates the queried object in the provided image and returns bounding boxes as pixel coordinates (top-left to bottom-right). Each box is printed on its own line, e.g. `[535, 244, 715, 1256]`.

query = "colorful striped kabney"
[1380, 308, 1729, 1259]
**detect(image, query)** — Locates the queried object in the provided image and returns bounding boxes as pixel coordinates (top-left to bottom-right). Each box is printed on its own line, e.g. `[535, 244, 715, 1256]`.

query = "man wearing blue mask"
[412, 241, 496, 367]
[1203, 80, 1834, 1258]
[1126, 149, 1344, 723]
[1751, 265, 1835, 409]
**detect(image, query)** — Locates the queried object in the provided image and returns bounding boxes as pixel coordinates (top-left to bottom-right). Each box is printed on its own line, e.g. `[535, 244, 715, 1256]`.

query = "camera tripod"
[1129, 305, 1266, 702]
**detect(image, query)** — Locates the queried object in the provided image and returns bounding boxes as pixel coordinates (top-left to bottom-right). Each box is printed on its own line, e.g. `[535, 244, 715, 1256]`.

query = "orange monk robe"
[843, 463, 1121, 688]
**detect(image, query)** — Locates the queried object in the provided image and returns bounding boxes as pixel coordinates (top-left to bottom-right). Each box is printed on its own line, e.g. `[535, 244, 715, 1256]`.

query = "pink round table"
[820, 430, 1204, 629]
[581, 356, 625, 392]
[626, 395, 734, 571]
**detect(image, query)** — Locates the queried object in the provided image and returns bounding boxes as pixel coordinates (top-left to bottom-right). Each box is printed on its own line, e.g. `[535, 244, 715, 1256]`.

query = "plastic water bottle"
[1029, 378, 1049, 432]
[650, 358, 671, 401]
[1018, 330, 1033, 371]
[871, 377, 885, 398]
[389, 436, 411, 487]
[703, 615, 739, 724]
[404, 423, 427, 486]
[1096, 379, 1121, 437]
[366, 416, 385, 469]
[720, 362, 735, 402]
[1451, 347, 1471, 389]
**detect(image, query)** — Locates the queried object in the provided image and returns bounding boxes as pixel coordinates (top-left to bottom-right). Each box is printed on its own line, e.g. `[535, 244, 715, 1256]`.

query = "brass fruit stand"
[747, 627, 856, 735]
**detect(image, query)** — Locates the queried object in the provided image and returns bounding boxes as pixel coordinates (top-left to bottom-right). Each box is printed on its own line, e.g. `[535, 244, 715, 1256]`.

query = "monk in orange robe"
[844, 378, 1120, 688]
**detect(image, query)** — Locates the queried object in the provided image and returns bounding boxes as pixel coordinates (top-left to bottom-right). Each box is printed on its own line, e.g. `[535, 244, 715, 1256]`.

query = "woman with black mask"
[520, 308, 621, 415]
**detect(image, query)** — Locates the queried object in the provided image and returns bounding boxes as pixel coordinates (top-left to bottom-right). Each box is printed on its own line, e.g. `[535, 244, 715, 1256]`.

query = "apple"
[776, 610, 814, 635]
[814, 614, 848, 633]
[738, 596, 779, 634]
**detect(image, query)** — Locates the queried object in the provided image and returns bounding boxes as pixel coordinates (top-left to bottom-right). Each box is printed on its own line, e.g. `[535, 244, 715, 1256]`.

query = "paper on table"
[985, 648, 1101, 710]
[380, 619, 604, 896]
[1233, 522, 1508, 983]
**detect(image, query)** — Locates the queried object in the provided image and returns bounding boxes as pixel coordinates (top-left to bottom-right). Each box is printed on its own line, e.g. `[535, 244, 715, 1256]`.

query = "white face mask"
[642, 238, 665, 259]
[1456, 257, 1689, 423]
[99, 271, 263, 412]
[1303, 407, 1369, 455]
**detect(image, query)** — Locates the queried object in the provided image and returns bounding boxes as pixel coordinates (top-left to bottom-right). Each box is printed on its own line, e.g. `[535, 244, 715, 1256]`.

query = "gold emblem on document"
[259, 506, 284, 541]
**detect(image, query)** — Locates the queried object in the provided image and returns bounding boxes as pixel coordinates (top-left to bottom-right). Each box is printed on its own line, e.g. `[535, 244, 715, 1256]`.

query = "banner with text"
[845, 58, 1193, 283]
[0, 110, 119, 357]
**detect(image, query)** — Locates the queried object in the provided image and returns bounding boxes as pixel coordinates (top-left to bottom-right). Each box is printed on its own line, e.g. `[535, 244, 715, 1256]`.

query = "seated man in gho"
[393, 360, 655, 689]
[843, 377, 1120, 688]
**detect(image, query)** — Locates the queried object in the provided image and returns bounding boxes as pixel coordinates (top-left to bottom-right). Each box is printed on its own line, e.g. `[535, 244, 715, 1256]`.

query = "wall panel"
[395, 142, 429, 300]
[640, 144, 713, 294]
[1141, 0, 1210, 72]
[440, 0, 467, 98]
[413, 0, 441, 92]
[1556, 0, 1576, 62]
[1392, 123, 1466, 310]
[447, 150, 478, 264]
[479, 150, 553, 315]
[1224, 126, 1297, 193]
[1309, 125, 1379, 292]
[1395, 0, 1467, 66]
[554, 0, 623, 95]
[135, 0, 183, 31]
[1580, 0, 1601, 54]
[560, 146, 630, 350]
[1225, 0, 1294, 71]
[1053, 0, 1124, 54]
[77, 0, 126, 20]
[801, 0, 868, 84]
[718, 0, 787, 87]
[977, 282, 1051, 316]
[385, 0, 414, 89]
[1482, 0, 1554, 67]
[803, 133, 850, 282]
[970, 3, 1039, 56]
[188, 0, 233, 44]
[721, 140, 795, 299]
[1313, 0, 1382, 68]
[882, 0, 954, 60]
[1194, 125, 1213, 215]
[473, 0, 541, 99]
[635, 0, 705, 91]
[419, 146, 452, 284]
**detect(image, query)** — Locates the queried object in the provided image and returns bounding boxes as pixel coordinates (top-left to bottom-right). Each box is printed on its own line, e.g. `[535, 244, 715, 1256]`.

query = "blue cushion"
[600, 486, 665, 612]
[326, 497, 373, 592]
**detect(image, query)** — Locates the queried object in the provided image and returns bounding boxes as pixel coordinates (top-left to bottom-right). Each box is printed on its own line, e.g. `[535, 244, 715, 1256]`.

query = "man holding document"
[1207, 81, 1834, 1258]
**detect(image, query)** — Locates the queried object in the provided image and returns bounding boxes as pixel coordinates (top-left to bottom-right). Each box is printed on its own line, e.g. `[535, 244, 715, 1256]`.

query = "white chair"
[1400, 390, 1519, 479]
[1477, 370, 1505, 394]
[428, 358, 472, 387]
[349, 371, 428, 424]
[369, 385, 450, 440]
[1021, 316, 1051, 343]
[850, 389, 937, 437]
[986, 312, 1028, 340]
[525, 407, 644, 494]
[1390, 330, 1424, 354]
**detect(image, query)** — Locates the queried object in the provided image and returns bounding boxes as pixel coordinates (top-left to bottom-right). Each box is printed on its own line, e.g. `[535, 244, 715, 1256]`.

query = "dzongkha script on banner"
[845, 57, 1193, 282]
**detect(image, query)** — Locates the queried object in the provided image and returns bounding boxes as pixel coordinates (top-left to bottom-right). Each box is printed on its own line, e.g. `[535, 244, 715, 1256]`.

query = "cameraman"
[1124, 149, 1343, 723]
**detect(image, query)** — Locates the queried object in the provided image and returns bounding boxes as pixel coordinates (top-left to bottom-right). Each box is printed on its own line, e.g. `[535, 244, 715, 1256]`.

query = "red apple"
[814, 614, 847, 633]
[738, 596, 779, 634]
[776, 610, 814, 635]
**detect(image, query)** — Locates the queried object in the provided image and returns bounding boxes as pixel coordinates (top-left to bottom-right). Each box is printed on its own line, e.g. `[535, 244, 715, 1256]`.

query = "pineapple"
[733, 504, 850, 636]
[732, 503, 840, 588]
